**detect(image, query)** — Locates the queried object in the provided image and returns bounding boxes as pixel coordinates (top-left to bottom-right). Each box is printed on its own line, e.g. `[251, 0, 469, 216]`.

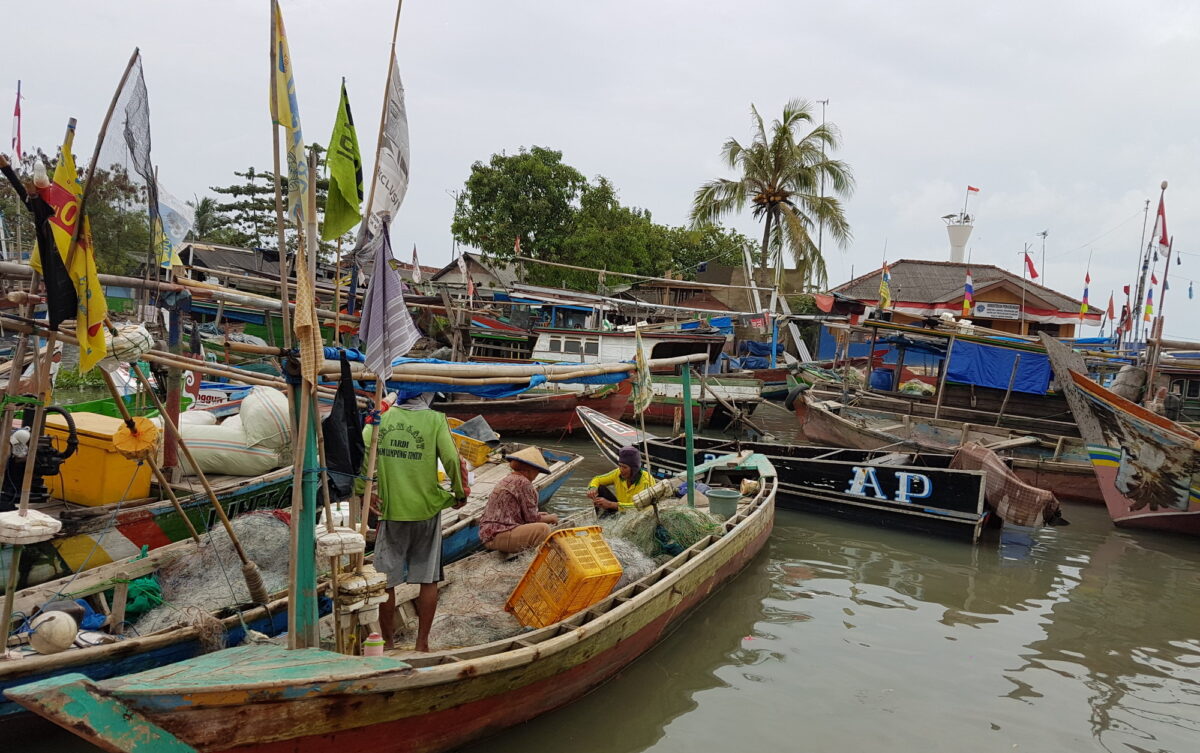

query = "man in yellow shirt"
[587, 446, 654, 513]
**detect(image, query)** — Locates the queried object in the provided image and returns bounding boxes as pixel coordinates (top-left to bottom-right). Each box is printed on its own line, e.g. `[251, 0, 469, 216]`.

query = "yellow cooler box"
[44, 411, 153, 506]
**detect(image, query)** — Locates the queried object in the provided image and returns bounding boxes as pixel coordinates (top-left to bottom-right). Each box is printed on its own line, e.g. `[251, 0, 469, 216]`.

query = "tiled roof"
[833, 259, 1086, 313]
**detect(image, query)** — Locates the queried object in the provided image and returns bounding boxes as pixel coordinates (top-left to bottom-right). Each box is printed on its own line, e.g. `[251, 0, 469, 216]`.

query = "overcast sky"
[8, 1, 1200, 336]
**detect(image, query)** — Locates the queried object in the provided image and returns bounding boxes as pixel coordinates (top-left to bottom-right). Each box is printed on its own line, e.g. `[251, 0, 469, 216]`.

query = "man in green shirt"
[361, 393, 466, 651]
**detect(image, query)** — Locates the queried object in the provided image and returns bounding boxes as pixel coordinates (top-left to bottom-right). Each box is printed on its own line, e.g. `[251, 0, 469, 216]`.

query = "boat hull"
[579, 407, 987, 541]
[9, 459, 775, 753]
[437, 382, 631, 435]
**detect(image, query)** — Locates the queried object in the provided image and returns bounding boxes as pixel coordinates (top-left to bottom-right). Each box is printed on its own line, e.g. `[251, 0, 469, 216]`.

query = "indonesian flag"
[1024, 252, 1039, 280]
[10, 80, 19, 159]
[411, 244, 422, 284]
[967, 185, 981, 193]
[1152, 195, 1169, 253]
[1106, 292, 1115, 320]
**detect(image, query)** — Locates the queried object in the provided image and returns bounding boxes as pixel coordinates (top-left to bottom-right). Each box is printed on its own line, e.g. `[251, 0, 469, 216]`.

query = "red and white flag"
[410, 244, 422, 284]
[1152, 270, 1159, 285]
[1152, 194, 1169, 252]
[967, 185, 981, 193]
[10, 80, 20, 159]
[1024, 252, 1039, 280]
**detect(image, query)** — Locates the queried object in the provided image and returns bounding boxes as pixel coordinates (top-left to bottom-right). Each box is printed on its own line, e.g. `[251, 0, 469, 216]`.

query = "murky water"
[23, 409, 1200, 752]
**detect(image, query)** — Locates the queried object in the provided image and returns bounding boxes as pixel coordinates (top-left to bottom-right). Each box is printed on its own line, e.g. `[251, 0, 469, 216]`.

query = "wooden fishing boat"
[0, 444, 580, 721]
[7, 452, 777, 752]
[620, 374, 763, 428]
[578, 406, 990, 541]
[435, 380, 631, 435]
[792, 390, 1101, 503]
[1042, 335, 1200, 535]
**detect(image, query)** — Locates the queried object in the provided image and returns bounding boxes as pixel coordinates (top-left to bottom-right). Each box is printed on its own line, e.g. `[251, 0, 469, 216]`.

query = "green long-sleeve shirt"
[357, 408, 465, 521]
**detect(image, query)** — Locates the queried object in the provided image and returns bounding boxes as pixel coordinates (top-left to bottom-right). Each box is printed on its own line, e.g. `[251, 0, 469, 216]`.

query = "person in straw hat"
[479, 446, 559, 554]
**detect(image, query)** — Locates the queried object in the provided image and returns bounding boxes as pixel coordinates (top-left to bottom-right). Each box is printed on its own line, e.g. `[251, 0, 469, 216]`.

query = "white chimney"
[943, 212, 974, 263]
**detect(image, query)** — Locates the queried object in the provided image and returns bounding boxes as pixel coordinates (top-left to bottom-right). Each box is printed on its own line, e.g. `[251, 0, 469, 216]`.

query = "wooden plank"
[109, 579, 130, 635]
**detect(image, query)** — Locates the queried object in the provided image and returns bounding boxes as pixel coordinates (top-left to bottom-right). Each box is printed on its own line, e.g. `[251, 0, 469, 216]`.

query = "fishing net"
[404, 535, 654, 651]
[601, 504, 726, 558]
[133, 513, 292, 635]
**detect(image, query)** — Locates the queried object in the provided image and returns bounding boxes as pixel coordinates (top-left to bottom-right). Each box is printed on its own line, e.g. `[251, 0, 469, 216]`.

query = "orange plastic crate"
[505, 526, 623, 628]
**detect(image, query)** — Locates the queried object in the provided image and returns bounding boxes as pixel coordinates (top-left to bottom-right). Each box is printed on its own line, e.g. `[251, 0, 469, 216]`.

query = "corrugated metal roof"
[833, 259, 1087, 313]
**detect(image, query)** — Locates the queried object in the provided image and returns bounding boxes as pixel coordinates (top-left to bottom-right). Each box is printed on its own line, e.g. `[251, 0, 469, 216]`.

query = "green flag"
[321, 79, 363, 241]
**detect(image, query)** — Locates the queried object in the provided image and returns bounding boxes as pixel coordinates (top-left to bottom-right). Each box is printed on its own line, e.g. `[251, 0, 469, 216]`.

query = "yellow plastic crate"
[505, 526, 623, 628]
[445, 417, 494, 468]
[43, 412, 152, 507]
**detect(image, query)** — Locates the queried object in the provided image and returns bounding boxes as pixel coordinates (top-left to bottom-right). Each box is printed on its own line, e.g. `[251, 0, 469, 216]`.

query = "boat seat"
[873, 423, 906, 434]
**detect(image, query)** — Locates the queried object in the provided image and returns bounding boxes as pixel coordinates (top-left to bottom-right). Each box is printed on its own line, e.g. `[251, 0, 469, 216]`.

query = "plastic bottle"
[362, 632, 386, 657]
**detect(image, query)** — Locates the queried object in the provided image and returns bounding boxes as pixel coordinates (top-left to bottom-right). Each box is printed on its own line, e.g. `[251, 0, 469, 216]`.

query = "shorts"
[374, 517, 443, 587]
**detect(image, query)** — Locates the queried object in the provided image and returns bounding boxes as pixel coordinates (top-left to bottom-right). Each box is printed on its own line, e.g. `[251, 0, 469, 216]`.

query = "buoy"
[29, 611, 78, 655]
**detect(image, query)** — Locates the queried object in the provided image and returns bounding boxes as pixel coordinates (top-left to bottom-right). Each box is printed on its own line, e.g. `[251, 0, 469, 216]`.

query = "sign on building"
[972, 301, 1021, 320]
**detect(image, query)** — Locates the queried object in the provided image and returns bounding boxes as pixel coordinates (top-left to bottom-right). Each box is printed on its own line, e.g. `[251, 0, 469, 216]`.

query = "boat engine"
[1, 406, 78, 512]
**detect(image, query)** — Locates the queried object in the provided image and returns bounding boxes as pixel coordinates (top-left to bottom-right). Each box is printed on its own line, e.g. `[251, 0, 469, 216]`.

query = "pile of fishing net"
[407, 534, 655, 651]
[133, 512, 292, 635]
[601, 503, 726, 559]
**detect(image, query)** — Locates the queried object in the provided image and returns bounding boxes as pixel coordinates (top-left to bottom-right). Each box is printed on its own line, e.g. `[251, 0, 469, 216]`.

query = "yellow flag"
[270, 0, 308, 226]
[46, 144, 108, 372]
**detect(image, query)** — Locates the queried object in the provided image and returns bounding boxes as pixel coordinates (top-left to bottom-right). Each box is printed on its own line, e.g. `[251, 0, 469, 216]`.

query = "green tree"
[663, 225, 753, 280]
[451, 146, 587, 264]
[186, 196, 232, 243]
[86, 166, 152, 276]
[690, 99, 854, 288]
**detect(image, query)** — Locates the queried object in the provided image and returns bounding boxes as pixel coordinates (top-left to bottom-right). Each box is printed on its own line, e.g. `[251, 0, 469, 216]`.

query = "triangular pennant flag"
[411, 244, 422, 284]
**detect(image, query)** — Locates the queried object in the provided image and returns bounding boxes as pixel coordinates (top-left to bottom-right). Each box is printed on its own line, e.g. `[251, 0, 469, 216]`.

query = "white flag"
[156, 182, 195, 268]
[411, 244, 422, 284]
[366, 57, 409, 240]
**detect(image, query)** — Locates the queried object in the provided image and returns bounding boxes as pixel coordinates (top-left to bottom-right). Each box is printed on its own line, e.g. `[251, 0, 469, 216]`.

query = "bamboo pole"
[126, 366, 270, 605]
[994, 355, 1022, 427]
[514, 255, 776, 293]
[269, 0, 292, 350]
[96, 369, 200, 543]
[933, 334, 957, 420]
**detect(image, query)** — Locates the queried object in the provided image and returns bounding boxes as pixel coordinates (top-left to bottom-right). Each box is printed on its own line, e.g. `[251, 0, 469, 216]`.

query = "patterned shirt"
[479, 472, 540, 543]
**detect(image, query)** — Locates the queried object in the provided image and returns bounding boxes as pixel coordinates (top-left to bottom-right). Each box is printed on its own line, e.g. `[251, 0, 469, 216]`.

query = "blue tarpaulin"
[946, 341, 1051, 395]
[739, 340, 784, 357]
[324, 349, 628, 400]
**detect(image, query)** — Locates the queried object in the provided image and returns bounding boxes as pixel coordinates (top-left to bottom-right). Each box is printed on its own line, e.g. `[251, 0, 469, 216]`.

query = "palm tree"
[187, 196, 228, 241]
[690, 99, 853, 288]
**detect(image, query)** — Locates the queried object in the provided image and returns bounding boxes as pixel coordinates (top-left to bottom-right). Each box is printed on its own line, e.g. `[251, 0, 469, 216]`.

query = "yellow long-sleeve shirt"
[588, 468, 654, 509]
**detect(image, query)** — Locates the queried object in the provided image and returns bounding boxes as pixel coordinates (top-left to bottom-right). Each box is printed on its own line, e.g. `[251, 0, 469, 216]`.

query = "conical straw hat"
[504, 446, 550, 474]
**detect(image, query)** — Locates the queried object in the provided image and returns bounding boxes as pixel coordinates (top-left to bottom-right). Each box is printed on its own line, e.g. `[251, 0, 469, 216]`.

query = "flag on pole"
[270, 0, 308, 227]
[360, 227, 420, 380]
[878, 262, 892, 308]
[154, 182, 194, 268]
[1145, 289, 1154, 321]
[321, 79, 362, 241]
[353, 54, 409, 266]
[1153, 194, 1169, 253]
[632, 326, 653, 416]
[1190, 282, 1194, 300]
[1079, 272, 1090, 320]
[48, 137, 107, 371]
[1106, 292, 1115, 320]
[1123, 284, 1130, 296]
[10, 80, 20, 160]
[1024, 253, 1039, 280]
[967, 185, 980, 193]
[1151, 270, 1159, 285]
[962, 268, 973, 316]
[458, 253, 475, 299]
[410, 244, 422, 284]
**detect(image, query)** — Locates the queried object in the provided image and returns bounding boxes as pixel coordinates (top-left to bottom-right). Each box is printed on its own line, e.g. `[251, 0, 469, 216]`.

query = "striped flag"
[962, 268, 974, 316]
[878, 262, 892, 308]
[1145, 289, 1154, 321]
[967, 185, 980, 193]
[1151, 270, 1159, 285]
[1079, 272, 1090, 320]
[632, 326, 652, 416]
[361, 227, 420, 380]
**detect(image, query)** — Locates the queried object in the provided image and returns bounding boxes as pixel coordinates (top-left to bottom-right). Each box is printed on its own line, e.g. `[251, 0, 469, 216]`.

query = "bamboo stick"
[268, 0, 292, 350]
